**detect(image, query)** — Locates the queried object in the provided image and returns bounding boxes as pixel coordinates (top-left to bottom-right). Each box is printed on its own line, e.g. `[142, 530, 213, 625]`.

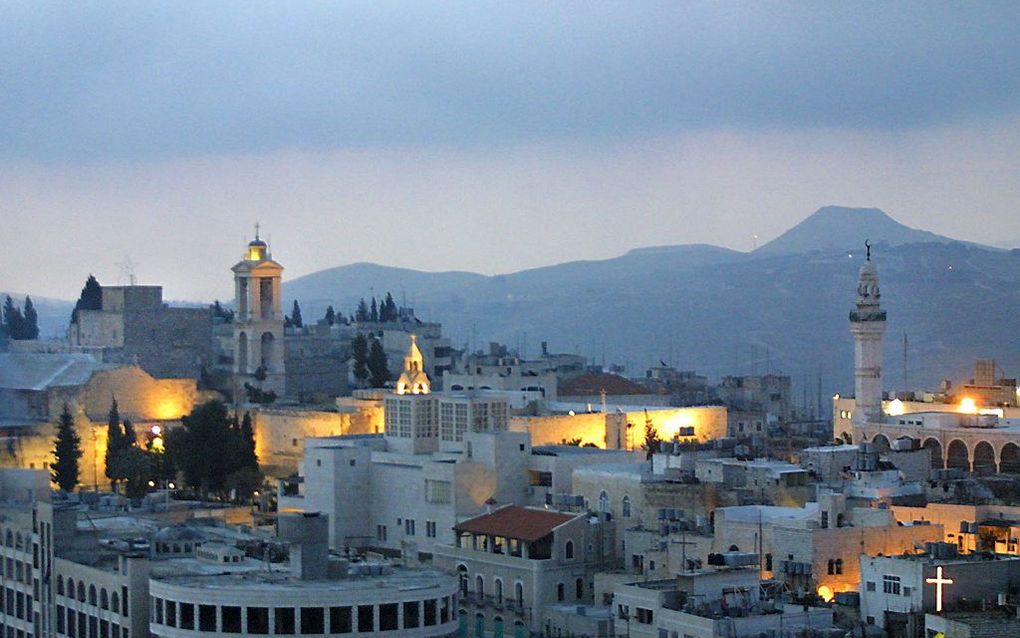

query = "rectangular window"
[882, 575, 901, 595]
[329, 607, 352, 634]
[865, 581, 876, 592]
[57, 605, 65, 633]
[405, 519, 415, 536]
[199, 605, 216, 632]
[439, 597, 449, 624]
[180, 604, 194, 630]
[357, 605, 374, 632]
[379, 603, 398, 631]
[425, 480, 453, 503]
[300, 608, 324, 634]
[377, 525, 387, 541]
[100, 620, 108, 638]
[67, 610, 76, 638]
[274, 608, 295, 634]
[636, 608, 654, 624]
[221, 607, 241, 633]
[426, 521, 436, 538]
[154, 598, 163, 624]
[246, 607, 269, 634]
[403, 601, 419, 629]
[166, 601, 176, 627]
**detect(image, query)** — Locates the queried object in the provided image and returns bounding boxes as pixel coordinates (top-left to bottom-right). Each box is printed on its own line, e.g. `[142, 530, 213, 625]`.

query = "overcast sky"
[2, 2, 1019, 301]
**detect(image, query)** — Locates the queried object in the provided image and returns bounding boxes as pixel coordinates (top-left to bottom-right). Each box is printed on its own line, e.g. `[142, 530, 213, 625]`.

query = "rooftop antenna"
[116, 256, 138, 286]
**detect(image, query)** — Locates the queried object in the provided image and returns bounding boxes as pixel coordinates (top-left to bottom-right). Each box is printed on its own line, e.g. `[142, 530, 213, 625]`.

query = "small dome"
[249, 237, 267, 248]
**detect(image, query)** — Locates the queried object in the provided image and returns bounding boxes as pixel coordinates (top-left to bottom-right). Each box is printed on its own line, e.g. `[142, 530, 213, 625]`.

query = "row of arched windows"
[56, 576, 122, 614]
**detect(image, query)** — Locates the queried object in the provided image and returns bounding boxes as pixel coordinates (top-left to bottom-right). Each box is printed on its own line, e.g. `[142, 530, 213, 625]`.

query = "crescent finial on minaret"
[865, 239, 872, 261]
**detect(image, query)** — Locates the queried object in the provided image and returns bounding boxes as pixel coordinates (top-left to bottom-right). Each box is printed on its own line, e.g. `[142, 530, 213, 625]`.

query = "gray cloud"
[2, 2, 1018, 162]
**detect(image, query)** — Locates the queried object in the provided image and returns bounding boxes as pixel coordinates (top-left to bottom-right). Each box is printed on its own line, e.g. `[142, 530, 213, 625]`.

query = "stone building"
[69, 284, 213, 379]
[432, 505, 608, 638]
[0, 354, 214, 485]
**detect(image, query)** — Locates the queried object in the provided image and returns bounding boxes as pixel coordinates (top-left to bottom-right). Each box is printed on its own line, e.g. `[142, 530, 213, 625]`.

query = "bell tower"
[231, 225, 286, 397]
[849, 241, 886, 428]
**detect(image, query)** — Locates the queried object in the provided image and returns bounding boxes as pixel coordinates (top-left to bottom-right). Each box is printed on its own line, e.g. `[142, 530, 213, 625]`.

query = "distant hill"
[17, 206, 1020, 406]
[755, 206, 955, 255]
[282, 207, 1020, 402]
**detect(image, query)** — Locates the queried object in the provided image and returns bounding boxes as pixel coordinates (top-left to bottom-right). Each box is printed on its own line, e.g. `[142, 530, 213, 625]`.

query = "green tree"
[170, 400, 239, 498]
[290, 300, 303, 328]
[369, 297, 378, 322]
[368, 337, 390, 387]
[379, 293, 396, 321]
[239, 412, 259, 470]
[355, 298, 369, 322]
[70, 274, 102, 324]
[121, 447, 152, 500]
[3, 296, 24, 340]
[51, 404, 82, 492]
[22, 296, 39, 339]
[104, 398, 125, 491]
[324, 305, 336, 325]
[123, 418, 137, 449]
[351, 334, 369, 386]
[643, 412, 662, 461]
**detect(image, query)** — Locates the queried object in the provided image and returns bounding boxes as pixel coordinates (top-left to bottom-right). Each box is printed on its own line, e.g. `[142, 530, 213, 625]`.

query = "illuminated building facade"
[859, 549, 1020, 633]
[231, 229, 286, 396]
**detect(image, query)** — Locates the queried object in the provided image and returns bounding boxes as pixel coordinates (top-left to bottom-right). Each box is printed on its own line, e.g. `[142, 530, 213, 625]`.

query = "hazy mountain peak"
[755, 205, 954, 255]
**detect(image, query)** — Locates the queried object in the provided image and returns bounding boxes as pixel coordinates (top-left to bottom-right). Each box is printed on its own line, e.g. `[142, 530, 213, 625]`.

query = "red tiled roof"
[560, 373, 652, 396]
[454, 506, 578, 542]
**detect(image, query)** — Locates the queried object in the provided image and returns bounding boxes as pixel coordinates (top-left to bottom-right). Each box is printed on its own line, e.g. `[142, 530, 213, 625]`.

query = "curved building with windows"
[148, 512, 458, 638]
[148, 566, 458, 638]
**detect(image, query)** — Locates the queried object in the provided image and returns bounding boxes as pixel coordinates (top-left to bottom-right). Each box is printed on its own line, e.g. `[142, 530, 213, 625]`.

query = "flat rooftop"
[152, 562, 451, 593]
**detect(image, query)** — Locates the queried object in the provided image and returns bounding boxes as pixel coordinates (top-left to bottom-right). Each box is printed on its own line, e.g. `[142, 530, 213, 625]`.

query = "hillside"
[16, 206, 1020, 402]
[755, 206, 954, 255]
[281, 208, 1020, 398]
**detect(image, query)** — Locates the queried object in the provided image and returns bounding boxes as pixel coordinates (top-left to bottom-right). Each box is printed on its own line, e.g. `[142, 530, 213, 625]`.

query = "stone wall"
[511, 406, 728, 450]
[251, 405, 380, 477]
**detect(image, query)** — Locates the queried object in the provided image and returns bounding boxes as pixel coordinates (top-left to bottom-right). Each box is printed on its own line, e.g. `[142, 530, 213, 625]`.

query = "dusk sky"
[2, 2, 1019, 301]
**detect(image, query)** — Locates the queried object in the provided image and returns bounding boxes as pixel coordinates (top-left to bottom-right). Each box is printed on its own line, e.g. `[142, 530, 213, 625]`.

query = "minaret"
[231, 225, 286, 397]
[849, 241, 886, 426]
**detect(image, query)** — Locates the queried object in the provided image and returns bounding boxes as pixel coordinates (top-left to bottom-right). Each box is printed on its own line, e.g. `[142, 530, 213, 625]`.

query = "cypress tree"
[22, 296, 39, 339]
[239, 412, 259, 470]
[351, 334, 369, 386]
[291, 300, 303, 328]
[71, 274, 102, 324]
[355, 299, 369, 322]
[123, 419, 137, 450]
[369, 297, 378, 322]
[324, 305, 336, 325]
[51, 404, 82, 492]
[368, 337, 390, 387]
[104, 398, 125, 491]
[3, 296, 24, 340]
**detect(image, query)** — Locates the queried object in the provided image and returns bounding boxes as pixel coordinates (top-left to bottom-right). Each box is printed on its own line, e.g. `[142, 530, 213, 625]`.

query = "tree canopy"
[70, 274, 102, 324]
[51, 404, 82, 492]
[368, 337, 390, 387]
[168, 400, 261, 499]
